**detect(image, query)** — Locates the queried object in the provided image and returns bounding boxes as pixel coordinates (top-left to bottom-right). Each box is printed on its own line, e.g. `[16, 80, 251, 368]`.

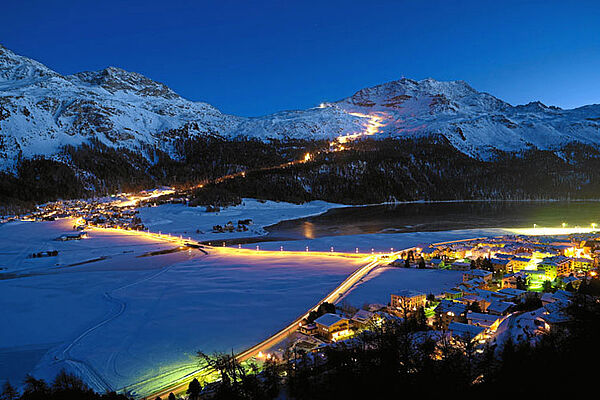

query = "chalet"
[391, 290, 426, 314]
[455, 295, 491, 312]
[456, 278, 485, 292]
[443, 288, 464, 300]
[434, 300, 468, 330]
[351, 309, 376, 328]
[463, 269, 493, 283]
[466, 311, 502, 330]
[57, 232, 88, 241]
[486, 300, 514, 316]
[501, 273, 519, 289]
[314, 313, 350, 342]
[299, 323, 318, 336]
[448, 322, 486, 342]
[450, 261, 471, 271]
[490, 257, 510, 273]
[497, 287, 528, 302]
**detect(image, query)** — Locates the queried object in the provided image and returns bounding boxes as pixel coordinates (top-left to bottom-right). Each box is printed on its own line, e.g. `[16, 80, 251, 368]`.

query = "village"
[268, 232, 600, 361]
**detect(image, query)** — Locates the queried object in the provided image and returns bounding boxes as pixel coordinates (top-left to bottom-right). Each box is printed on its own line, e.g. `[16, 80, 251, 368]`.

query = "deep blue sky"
[2, 1, 599, 116]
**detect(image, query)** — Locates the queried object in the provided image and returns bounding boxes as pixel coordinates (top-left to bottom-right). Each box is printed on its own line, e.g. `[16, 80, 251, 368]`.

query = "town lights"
[304, 153, 311, 162]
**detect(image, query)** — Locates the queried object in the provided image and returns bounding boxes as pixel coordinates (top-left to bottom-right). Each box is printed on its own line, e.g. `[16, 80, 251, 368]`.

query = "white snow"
[3, 44, 600, 170]
[138, 199, 345, 242]
[340, 267, 464, 306]
[0, 219, 362, 396]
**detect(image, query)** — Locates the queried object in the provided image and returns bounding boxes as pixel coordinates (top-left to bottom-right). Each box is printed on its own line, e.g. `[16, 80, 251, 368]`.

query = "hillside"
[2, 44, 600, 208]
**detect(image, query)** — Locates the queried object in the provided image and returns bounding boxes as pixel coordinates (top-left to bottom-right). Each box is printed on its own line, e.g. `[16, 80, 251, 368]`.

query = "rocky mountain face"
[331, 77, 600, 157]
[2, 44, 600, 209]
[2, 44, 600, 172]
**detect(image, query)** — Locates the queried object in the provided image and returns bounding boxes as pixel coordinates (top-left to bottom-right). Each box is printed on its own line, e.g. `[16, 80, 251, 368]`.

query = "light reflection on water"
[266, 201, 600, 240]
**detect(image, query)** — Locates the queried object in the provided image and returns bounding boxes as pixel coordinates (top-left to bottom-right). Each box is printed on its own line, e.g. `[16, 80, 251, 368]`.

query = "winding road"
[134, 254, 387, 399]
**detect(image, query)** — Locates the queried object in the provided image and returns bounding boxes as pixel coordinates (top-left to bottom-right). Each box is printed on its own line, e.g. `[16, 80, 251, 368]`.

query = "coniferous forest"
[3, 136, 600, 214]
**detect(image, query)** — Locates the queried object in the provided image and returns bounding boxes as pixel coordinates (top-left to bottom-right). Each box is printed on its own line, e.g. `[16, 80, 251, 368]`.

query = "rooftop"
[314, 313, 347, 327]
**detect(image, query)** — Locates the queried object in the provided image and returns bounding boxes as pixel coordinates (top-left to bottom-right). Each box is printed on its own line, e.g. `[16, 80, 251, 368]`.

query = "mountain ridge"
[1, 44, 600, 172]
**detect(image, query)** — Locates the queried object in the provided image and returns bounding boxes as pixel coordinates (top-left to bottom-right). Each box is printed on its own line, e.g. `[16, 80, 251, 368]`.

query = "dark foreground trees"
[1, 370, 130, 400]
[286, 289, 600, 399]
[194, 351, 279, 400]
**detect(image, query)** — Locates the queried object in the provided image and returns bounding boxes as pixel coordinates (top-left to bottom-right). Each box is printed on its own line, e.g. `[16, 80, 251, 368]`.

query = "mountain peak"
[339, 77, 488, 109]
[0, 44, 60, 84]
[69, 66, 180, 100]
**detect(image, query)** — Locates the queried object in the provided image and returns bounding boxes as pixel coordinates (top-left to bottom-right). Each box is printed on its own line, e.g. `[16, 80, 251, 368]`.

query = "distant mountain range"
[2, 43, 600, 171]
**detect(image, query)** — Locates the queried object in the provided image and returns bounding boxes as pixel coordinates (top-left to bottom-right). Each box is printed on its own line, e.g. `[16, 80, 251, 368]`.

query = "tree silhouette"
[1, 381, 18, 400]
[186, 378, 201, 400]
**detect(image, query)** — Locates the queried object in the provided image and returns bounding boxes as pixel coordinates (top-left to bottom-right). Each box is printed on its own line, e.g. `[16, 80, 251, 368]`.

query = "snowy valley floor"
[1, 200, 517, 395]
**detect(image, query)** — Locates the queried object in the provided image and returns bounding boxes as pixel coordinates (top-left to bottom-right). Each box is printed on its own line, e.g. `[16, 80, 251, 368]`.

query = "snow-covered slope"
[331, 77, 600, 157]
[1, 44, 600, 170]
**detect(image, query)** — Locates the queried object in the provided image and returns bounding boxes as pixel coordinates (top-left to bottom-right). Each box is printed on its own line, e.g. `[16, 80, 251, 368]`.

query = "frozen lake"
[0, 219, 362, 395]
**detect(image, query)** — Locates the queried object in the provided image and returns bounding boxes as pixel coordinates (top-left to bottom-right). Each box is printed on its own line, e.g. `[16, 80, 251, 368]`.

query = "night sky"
[2, 0, 599, 116]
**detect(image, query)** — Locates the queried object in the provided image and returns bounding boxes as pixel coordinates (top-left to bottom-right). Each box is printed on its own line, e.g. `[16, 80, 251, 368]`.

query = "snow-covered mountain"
[331, 77, 600, 157]
[1, 44, 600, 171]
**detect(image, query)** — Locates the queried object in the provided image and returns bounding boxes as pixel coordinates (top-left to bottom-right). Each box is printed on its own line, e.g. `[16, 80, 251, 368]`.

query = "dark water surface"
[265, 201, 600, 240]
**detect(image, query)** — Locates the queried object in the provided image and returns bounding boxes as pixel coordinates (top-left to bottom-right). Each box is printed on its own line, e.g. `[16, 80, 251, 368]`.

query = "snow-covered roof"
[352, 309, 375, 323]
[448, 322, 485, 338]
[435, 300, 468, 315]
[467, 311, 501, 325]
[486, 301, 514, 314]
[464, 269, 492, 277]
[497, 288, 526, 297]
[393, 289, 425, 298]
[314, 313, 347, 327]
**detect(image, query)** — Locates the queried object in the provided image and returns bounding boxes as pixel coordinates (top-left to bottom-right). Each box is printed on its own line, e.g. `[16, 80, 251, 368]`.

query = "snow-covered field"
[138, 199, 344, 242]
[0, 219, 364, 395]
[341, 267, 463, 306]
